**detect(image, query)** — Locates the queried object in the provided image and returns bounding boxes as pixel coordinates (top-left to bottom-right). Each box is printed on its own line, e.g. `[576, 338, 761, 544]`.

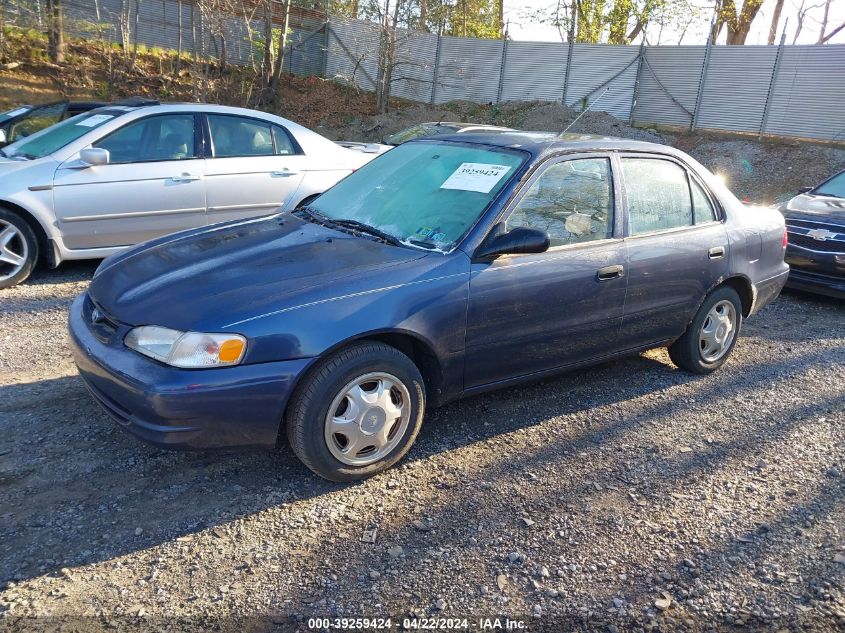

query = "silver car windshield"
[4, 110, 121, 160]
[309, 141, 526, 251]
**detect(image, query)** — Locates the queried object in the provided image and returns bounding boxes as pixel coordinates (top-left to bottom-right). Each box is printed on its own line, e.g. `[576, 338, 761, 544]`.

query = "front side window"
[310, 141, 526, 251]
[209, 114, 278, 158]
[94, 114, 196, 163]
[622, 158, 693, 235]
[4, 109, 122, 160]
[507, 157, 614, 247]
[814, 172, 845, 199]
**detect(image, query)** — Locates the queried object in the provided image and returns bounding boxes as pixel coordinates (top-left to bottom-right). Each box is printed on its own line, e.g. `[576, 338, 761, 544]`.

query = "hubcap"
[699, 299, 737, 363]
[0, 219, 28, 282]
[324, 372, 411, 466]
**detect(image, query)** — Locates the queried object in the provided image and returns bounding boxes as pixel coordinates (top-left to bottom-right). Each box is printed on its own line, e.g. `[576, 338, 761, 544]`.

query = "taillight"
[782, 228, 788, 248]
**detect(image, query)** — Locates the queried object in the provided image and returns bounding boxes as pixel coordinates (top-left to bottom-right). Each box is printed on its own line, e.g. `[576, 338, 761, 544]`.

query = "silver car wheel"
[324, 371, 411, 467]
[699, 299, 737, 363]
[0, 219, 28, 283]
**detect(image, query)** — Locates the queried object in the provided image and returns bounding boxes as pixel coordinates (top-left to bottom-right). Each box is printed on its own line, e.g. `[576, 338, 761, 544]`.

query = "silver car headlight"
[124, 326, 247, 368]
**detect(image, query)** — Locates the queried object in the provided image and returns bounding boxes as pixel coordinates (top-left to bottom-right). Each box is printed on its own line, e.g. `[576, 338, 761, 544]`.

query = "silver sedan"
[0, 101, 375, 288]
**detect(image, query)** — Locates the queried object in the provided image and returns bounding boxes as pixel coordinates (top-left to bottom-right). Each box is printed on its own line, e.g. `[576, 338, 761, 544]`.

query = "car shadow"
[0, 349, 700, 585]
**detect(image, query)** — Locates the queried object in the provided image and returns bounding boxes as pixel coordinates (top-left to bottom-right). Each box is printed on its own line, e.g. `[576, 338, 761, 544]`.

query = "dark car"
[780, 170, 845, 298]
[69, 133, 789, 481]
[0, 100, 105, 147]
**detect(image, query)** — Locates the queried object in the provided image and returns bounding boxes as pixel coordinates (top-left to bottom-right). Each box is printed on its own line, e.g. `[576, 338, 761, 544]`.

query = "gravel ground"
[1, 263, 844, 632]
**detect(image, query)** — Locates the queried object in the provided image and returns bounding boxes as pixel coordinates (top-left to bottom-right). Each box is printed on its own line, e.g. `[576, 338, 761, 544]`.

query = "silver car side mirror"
[0, 129, 7, 144]
[79, 147, 110, 166]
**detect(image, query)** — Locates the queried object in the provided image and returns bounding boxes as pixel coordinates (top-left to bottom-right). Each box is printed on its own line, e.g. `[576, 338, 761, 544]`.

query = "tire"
[286, 342, 425, 482]
[668, 285, 742, 374]
[0, 208, 39, 290]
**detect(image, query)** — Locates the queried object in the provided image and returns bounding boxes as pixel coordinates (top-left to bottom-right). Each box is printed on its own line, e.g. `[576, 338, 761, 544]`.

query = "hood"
[88, 215, 428, 332]
[784, 193, 845, 221]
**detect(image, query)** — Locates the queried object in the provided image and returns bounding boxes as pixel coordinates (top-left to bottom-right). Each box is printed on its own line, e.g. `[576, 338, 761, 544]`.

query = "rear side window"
[691, 178, 718, 223]
[622, 158, 692, 234]
[507, 157, 614, 247]
[94, 114, 196, 163]
[208, 114, 296, 157]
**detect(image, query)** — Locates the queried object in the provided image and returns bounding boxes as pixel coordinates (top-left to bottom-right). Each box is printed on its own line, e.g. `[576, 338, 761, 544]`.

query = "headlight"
[124, 326, 247, 368]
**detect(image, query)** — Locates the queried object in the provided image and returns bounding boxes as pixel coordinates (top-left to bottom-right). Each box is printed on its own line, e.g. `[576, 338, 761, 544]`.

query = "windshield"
[0, 106, 32, 125]
[814, 172, 845, 199]
[4, 110, 120, 160]
[310, 141, 526, 251]
[384, 124, 460, 146]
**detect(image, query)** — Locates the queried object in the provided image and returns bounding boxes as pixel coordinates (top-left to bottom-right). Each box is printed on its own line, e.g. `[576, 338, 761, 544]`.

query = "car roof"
[418, 131, 680, 157]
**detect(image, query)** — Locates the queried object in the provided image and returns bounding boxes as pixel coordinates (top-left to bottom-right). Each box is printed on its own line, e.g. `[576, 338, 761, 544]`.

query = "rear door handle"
[709, 246, 725, 259]
[271, 170, 299, 177]
[597, 264, 624, 281]
[169, 173, 201, 183]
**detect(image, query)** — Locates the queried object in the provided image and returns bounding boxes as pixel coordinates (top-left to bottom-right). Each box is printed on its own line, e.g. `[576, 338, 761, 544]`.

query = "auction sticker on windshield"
[76, 114, 114, 127]
[440, 163, 512, 193]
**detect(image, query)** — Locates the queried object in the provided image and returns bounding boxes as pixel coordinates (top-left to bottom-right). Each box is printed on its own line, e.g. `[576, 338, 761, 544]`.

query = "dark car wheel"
[0, 209, 39, 290]
[286, 342, 425, 482]
[668, 286, 742, 374]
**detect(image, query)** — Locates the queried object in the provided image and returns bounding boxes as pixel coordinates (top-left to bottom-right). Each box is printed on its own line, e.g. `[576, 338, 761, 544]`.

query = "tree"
[767, 0, 785, 44]
[817, 0, 845, 43]
[46, 0, 65, 63]
[791, 0, 824, 44]
[710, 0, 765, 45]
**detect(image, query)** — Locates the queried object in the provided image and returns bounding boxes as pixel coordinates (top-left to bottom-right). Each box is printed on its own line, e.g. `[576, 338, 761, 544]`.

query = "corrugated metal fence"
[6, 3, 845, 142]
[325, 18, 845, 142]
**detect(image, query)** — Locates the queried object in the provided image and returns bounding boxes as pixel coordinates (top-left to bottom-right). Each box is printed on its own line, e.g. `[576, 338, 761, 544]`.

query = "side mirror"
[475, 223, 550, 259]
[0, 129, 7, 145]
[796, 186, 812, 195]
[79, 147, 110, 166]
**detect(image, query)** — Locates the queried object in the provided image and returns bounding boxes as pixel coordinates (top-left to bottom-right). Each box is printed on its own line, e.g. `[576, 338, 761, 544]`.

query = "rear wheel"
[286, 342, 425, 482]
[0, 209, 39, 290]
[668, 286, 742, 374]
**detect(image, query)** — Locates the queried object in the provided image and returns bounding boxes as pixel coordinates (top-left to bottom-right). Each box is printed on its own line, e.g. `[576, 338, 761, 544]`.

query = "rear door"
[617, 154, 728, 348]
[463, 154, 628, 388]
[203, 113, 305, 224]
[53, 112, 206, 250]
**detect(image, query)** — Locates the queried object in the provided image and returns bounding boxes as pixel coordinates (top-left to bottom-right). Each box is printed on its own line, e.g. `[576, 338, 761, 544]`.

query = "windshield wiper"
[330, 218, 404, 247]
[294, 206, 403, 248]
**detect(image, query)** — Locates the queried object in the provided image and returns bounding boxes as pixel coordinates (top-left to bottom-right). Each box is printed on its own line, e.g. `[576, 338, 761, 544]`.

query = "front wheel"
[286, 342, 425, 482]
[0, 209, 39, 290]
[668, 286, 742, 374]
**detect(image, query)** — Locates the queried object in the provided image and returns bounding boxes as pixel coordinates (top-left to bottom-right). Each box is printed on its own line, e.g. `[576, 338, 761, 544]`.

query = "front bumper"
[785, 247, 845, 299]
[68, 294, 311, 450]
[785, 269, 845, 299]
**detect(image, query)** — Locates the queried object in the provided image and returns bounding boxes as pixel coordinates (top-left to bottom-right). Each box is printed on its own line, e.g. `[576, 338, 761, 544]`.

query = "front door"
[203, 113, 305, 224]
[617, 155, 729, 348]
[53, 112, 206, 250]
[464, 155, 628, 389]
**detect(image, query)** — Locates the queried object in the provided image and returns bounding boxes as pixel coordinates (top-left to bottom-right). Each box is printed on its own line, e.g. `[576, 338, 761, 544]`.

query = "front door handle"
[169, 173, 201, 183]
[597, 264, 624, 281]
[271, 169, 299, 177]
[709, 246, 725, 259]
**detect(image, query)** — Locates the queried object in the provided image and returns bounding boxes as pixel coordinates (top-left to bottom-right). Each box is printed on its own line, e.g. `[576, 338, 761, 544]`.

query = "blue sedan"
[69, 132, 789, 481]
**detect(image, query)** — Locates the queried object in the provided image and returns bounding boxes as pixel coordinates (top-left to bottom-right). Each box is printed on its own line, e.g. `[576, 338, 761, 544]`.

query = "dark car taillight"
[782, 228, 788, 248]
